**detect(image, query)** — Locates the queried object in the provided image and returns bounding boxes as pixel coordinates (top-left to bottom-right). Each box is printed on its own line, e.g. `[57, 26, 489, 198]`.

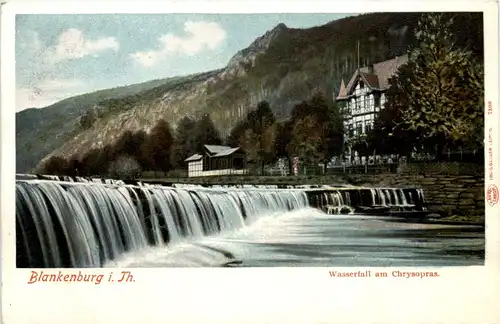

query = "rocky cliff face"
[226, 23, 289, 74]
[15, 12, 483, 172]
[16, 78, 180, 173]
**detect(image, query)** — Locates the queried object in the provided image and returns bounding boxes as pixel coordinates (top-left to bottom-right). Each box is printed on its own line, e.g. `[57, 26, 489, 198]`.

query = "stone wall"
[350, 174, 485, 218]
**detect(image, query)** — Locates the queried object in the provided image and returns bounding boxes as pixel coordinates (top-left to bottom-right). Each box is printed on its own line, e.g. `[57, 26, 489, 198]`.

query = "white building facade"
[336, 55, 408, 164]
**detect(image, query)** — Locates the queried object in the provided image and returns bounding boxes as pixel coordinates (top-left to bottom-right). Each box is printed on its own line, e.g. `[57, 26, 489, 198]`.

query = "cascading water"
[16, 180, 309, 268]
[307, 187, 426, 215]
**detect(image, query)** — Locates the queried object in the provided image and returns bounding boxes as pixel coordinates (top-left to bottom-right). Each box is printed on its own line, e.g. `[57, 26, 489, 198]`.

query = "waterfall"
[314, 190, 353, 214]
[16, 180, 309, 268]
[370, 189, 377, 206]
[307, 187, 426, 215]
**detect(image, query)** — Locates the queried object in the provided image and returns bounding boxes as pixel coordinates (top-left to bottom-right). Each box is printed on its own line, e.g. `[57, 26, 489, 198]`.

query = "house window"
[365, 122, 372, 133]
[359, 80, 364, 89]
[374, 94, 380, 107]
[342, 102, 350, 116]
[345, 103, 351, 115]
[356, 121, 363, 135]
[348, 124, 354, 137]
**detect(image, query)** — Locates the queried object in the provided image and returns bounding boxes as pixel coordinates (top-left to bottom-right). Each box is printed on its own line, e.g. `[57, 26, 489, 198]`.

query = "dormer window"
[359, 80, 364, 89]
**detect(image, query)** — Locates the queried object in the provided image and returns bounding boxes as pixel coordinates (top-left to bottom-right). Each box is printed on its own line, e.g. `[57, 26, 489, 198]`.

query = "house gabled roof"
[185, 145, 242, 162]
[213, 147, 241, 157]
[336, 54, 408, 100]
[185, 154, 203, 162]
[337, 78, 348, 99]
[204, 145, 233, 155]
[359, 72, 380, 89]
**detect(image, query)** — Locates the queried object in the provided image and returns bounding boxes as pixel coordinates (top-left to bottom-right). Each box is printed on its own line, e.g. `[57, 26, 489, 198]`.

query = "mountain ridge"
[15, 12, 484, 173]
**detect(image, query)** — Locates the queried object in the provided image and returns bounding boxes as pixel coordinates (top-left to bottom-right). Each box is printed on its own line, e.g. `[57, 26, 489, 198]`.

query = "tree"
[80, 148, 108, 176]
[66, 154, 82, 177]
[131, 130, 149, 169]
[171, 116, 197, 169]
[40, 156, 69, 175]
[315, 45, 344, 109]
[239, 101, 277, 175]
[350, 134, 373, 159]
[399, 13, 484, 159]
[144, 119, 174, 175]
[288, 115, 323, 167]
[310, 93, 344, 171]
[225, 118, 249, 148]
[79, 107, 98, 130]
[288, 93, 344, 172]
[274, 121, 294, 174]
[98, 144, 115, 175]
[108, 155, 141, 180]
[366, 61, 420, 158]
[193, 114, 223, 153]
[113, 130, 148, 164]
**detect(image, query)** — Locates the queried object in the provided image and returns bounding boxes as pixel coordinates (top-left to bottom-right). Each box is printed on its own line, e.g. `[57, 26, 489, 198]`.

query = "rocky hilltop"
[15, 12, 483, 173]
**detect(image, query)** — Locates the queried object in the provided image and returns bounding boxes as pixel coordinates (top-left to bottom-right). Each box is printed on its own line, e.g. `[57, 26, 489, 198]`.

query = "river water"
[16, 180, 484, 268]
[106, 208, 485, 268]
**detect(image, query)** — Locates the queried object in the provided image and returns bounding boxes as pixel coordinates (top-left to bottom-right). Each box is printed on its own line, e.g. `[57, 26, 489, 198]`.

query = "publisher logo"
[487, 185, 499, 206]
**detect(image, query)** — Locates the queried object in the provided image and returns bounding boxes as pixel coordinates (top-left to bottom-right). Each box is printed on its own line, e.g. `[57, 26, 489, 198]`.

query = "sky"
[15, 13, 353, 112]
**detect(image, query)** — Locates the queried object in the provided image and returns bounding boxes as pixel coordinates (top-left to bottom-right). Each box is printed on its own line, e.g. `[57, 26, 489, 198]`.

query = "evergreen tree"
[144, 119, 174, 175]
[171, 116, 197, 169]
[400, 13, 484, 159]
[193, 114, 223, 153]
[226, 119, 249, 148]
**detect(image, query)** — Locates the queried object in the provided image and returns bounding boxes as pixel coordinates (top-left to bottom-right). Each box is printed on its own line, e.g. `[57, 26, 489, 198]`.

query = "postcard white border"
[2, 1, 499, 323]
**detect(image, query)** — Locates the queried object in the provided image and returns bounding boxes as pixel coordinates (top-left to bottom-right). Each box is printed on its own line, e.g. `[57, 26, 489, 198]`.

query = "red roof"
[336, 54, 408, 100]
[359, 72, 379, 89]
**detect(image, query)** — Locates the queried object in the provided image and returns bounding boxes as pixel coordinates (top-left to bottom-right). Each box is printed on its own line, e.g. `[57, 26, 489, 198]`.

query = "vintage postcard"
[1, 0, 499, 323]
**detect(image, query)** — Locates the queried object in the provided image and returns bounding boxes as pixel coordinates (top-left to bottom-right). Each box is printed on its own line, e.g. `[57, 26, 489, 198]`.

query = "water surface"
[107, 208, 485, 267]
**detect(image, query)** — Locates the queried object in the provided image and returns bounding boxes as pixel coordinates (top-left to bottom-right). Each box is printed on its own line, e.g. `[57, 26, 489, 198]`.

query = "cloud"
[16, 78, 89, 112]
[51, 28, 119, 62]
[131, 21, 226, 67]
[16, 29, 120, 111]
[19, 28, 119, 64]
